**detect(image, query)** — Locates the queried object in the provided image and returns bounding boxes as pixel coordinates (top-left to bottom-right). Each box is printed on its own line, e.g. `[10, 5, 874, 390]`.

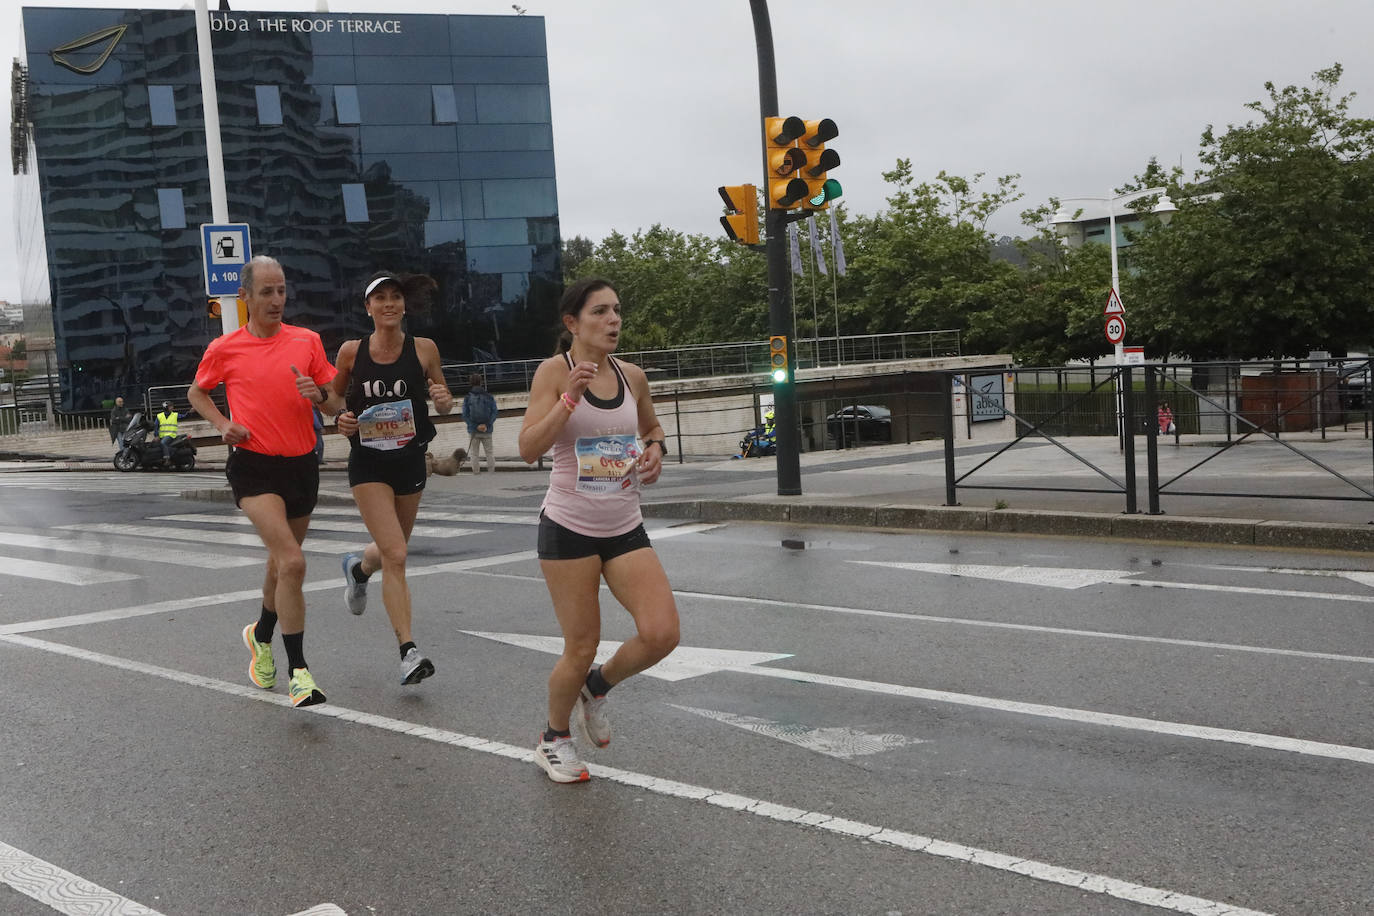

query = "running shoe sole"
[401, 657, 435, 685]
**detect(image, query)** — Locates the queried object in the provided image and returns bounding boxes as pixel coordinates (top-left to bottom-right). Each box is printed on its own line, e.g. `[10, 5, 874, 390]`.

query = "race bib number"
[575, 434, 641, 494]
[357, 399, 416, 451]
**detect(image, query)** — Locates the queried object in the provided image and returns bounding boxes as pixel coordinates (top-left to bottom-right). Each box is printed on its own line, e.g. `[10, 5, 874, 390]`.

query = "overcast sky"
[5, 0, 1374, 305]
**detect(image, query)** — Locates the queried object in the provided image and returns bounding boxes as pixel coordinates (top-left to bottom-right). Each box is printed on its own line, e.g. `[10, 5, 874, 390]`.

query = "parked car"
[826, 405, 892, 445]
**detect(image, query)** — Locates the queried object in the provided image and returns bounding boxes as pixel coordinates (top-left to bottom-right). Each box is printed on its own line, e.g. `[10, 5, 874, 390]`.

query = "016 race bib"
[574, 434, 641, 494]
[357, 399, 416, 451]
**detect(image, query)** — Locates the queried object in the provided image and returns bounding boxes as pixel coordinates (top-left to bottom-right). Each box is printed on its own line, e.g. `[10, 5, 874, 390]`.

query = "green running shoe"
[288, 667, 326, 708]
[241, 623, 275, 689]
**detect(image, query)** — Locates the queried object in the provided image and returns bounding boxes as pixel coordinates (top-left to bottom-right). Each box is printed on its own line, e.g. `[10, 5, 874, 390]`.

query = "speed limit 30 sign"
[1105, 315, 1126, 344]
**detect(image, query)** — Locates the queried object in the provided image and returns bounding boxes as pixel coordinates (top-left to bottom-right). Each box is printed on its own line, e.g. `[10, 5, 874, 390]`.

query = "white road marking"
[851, 560, 1136, 589]
[0, 531, 258, 568]
[59, 523, 349, 555]
[669, 704, 924, 758]
[0, 556, 137, 585]
[0, 839, 164, 915]
[288, 906, 346, 916]
[463, 632, 791, 681]
[0, 548, 542, 636]
[854, 559, 1374, 605]
[149, 513, 483, 540]
[312, 506, 537, 526]
[739, 665, 1374, 766]
[0, 634, 1271, 916]
[672, 590, 1374, 666]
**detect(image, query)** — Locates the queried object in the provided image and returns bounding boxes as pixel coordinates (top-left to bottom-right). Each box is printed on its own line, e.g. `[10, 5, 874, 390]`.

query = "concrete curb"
[641, 499, 1374, 552]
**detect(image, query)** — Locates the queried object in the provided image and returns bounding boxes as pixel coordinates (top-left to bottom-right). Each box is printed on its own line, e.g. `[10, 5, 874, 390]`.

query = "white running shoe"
[400, 646, 435, 685]
[576, 685, 612, 748]
[342, 552, 368, 615]
[534, 735, 589, 783]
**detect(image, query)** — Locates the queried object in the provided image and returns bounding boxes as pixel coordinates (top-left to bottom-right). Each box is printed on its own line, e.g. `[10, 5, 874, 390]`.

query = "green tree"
[1129, 64, 1374, 358]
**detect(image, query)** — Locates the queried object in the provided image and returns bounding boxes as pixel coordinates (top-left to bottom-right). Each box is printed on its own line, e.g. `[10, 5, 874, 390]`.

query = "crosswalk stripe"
[150, 513, 485, 540]
[0, 556, 138, 585]
[0, 531, 258, 568]
[58, 523, 354, 555]
[312, 506, 537, 526]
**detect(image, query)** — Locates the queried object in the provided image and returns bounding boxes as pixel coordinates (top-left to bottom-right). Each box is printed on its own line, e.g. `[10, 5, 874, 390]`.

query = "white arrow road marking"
[0, 839, 164, 915]
[460, 632, 1374, 764]
[739, 665, 1374, 766]
[852, 560, 1137, 589]
[0, 634, 1271, 916]
[669, 704, 925, 758]
[462, 631, 791, 681]
[855, 559, 1374, 605]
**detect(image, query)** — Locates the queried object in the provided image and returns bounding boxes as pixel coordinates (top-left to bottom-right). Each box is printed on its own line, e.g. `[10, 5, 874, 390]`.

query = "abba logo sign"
[210, 14, 403, 34]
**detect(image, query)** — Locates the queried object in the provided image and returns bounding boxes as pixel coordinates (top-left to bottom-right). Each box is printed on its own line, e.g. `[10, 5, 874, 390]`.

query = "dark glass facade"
[17, 7, 561, 410]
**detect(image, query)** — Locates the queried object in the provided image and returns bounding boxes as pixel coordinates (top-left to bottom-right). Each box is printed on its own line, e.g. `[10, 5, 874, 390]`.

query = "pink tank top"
[541, 354, 644, 538]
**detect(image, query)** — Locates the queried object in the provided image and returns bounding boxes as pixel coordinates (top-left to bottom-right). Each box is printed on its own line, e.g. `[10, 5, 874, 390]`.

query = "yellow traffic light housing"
[718, 184, 760, 246]
[765, 116, 810, 210]
[799, 119, 841, 210]
[769, 335, 788, 383]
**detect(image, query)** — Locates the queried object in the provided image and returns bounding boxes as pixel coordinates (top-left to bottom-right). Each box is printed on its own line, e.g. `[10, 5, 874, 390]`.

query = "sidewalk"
[5, 431, 1374, 552]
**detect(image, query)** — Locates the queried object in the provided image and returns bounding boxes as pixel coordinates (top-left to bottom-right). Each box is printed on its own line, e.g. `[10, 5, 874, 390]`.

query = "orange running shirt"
[194, 322, 337, 457]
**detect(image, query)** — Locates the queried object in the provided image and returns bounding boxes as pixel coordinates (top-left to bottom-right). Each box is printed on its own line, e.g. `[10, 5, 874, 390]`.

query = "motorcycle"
[736, 425, 777, 458]
[113, 411, 197, 471]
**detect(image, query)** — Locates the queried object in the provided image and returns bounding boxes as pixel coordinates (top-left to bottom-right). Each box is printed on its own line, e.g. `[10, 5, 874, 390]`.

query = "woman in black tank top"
[329, 271, 454, 687]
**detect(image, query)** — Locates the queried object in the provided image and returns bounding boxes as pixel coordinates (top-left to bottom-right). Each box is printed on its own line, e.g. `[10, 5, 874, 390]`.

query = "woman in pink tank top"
[517, 278, 681, 783]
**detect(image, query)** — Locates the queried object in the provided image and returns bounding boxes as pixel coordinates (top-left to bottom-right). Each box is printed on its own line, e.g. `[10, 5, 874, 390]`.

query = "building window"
[157, 188, 186, 229]
[342, 183, 368, 223]
[255, 85, 282, 126]
[148, 85, 176, 126]
[334, 85, 360, 125]
[432, 85, 458, 125]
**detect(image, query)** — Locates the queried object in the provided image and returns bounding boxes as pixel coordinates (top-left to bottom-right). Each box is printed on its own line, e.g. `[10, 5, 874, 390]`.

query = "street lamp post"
[1052, 187, 1176, 443]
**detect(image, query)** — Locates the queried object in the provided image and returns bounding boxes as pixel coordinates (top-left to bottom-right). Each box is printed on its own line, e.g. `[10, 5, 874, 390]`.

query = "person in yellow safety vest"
[156, 400, 179, 463]
[762, 407, 775, 439]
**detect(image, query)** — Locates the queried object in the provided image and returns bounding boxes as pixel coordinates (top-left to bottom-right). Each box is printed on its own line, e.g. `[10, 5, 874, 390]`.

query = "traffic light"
[769, 335, 788, 383]
[765, 116, 810, 210]
[799, 119, 842, 210]
[207, 298, 221, 319]
[718, 184, 759, 246]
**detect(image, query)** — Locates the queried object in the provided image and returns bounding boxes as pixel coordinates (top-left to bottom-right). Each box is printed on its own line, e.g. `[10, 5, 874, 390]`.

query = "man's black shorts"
[537, 512, 652, 562]
[226, 448, 320, 519]
[348, 445, 427, 496]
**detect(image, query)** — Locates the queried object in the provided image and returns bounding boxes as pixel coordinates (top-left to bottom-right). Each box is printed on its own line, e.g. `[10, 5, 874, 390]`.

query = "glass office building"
[14, 7, 561, 410]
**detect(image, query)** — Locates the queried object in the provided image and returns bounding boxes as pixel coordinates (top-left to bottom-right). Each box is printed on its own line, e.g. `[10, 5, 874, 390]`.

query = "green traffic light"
[807, 178, 843, 208]
[772, 368, 788, 383]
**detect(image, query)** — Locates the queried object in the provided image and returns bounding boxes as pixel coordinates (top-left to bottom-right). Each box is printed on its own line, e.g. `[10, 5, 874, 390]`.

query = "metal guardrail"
[943, 359, 1374, 515]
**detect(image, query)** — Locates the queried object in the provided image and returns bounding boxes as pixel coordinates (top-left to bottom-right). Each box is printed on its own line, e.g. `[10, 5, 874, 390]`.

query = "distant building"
[13, 6, 561, 409]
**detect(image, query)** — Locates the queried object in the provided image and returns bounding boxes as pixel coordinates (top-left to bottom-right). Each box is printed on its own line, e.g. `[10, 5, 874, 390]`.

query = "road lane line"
[739, 665, 1374, 765]
[59, 523, 348, 555]
[0, 839, 164, 915]
[149, 513, 482, 540]
[0, 634, 1271, 916]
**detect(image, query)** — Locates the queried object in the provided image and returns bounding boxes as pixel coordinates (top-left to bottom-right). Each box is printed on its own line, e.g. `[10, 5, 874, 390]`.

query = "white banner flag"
[809, 216, 828, 276]
[829, 207, 847, 276]
[788, 224, 803, 276]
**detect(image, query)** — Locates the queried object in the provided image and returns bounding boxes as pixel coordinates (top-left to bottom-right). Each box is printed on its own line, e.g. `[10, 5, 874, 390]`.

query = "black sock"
[351, 561, 370, 584]
[399, 641, 416, 659]
[543, 725, 571, 742]
[253, 607, 277, 644]
[585, 665, 613, 698]
[282, 632, 306, 672]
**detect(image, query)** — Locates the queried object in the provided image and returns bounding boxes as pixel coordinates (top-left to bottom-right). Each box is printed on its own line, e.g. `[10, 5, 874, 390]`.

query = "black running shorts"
[537, 512, 652, 562]
[348, 445, 427, 496]
[226, 448, 320, 519]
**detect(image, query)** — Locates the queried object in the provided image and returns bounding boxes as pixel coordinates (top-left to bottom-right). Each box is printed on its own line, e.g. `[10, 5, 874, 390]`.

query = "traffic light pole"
[749, 0, 802, 495]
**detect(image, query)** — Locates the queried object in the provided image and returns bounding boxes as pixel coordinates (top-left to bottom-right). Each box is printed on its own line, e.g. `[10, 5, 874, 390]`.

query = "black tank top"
[345, 333, 435, 454]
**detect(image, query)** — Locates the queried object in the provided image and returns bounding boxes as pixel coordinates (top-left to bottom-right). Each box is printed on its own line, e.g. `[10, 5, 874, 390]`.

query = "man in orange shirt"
[187, 255, 343, 708]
